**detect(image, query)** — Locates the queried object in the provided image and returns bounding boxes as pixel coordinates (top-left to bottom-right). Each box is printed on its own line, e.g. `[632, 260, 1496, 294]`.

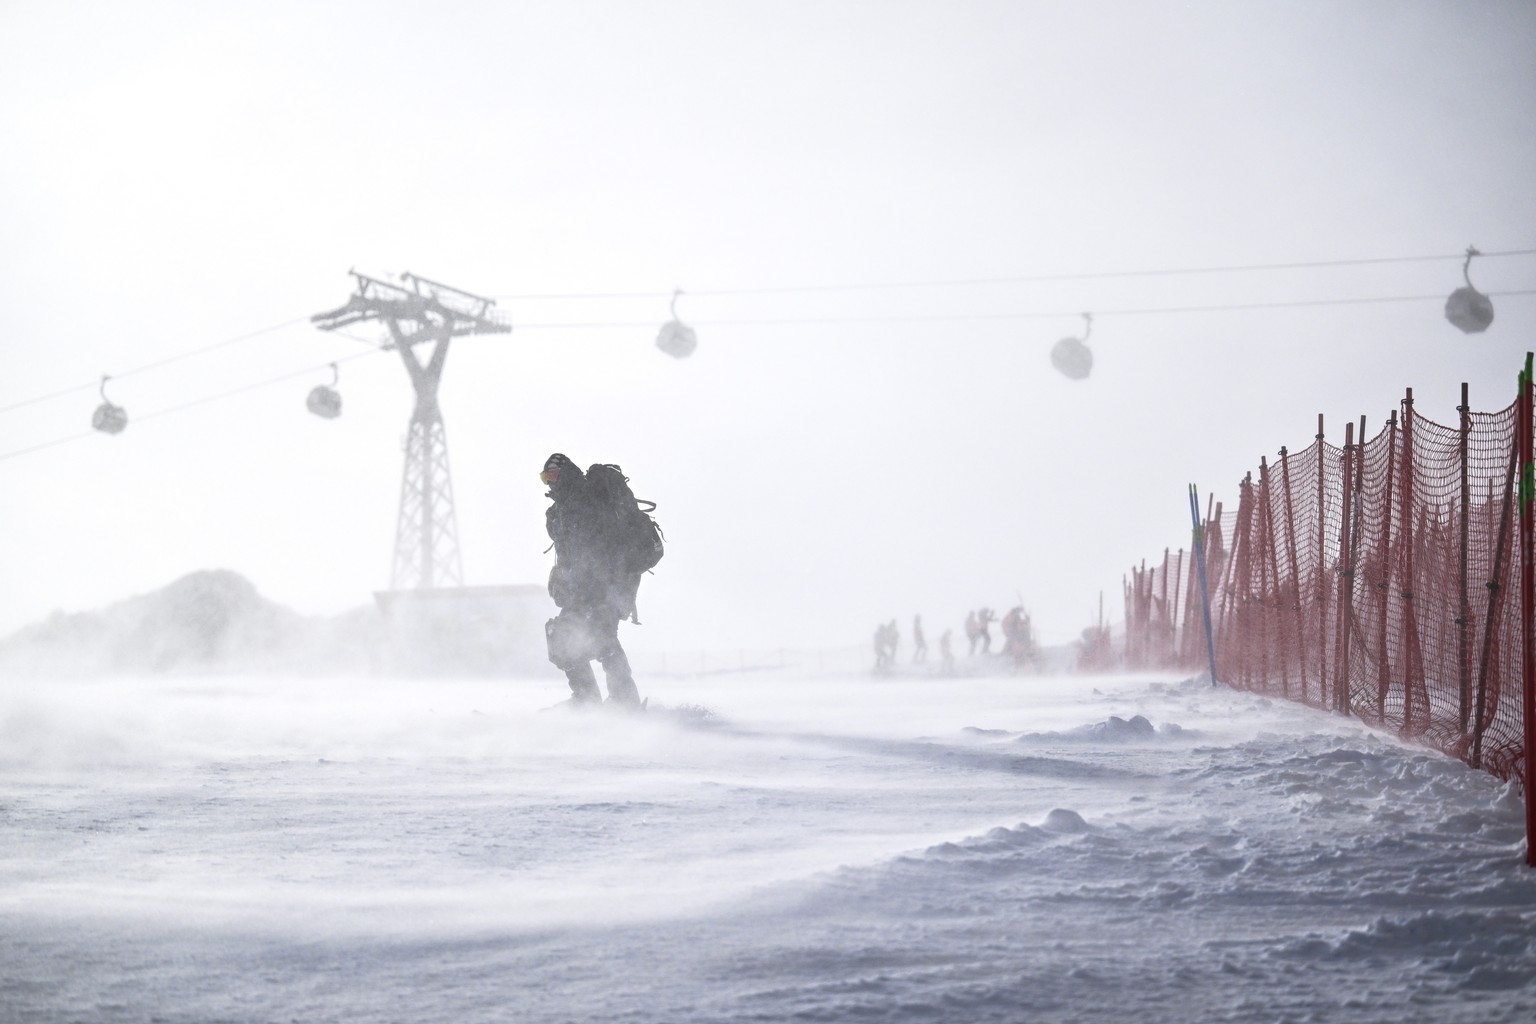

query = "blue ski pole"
[1189, 483, 1219, 687]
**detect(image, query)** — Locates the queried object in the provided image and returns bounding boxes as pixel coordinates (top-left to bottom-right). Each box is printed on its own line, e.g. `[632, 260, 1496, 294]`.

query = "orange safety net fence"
[1121, 385, 1530, 789]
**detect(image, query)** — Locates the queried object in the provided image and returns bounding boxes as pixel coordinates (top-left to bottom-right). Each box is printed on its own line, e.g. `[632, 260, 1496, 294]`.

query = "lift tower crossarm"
[400, 272, 505, 326]
[310, 270, 511, 340]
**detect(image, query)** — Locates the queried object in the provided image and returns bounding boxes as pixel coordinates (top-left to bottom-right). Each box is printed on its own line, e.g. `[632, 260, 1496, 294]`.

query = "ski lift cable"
[507, 288, 1536, 330]
[112, 316, 315, 379]
[0, 428, 97, 463]
[132, 348, 382, 426]
[0, 316, 313, 416]
[492, 248, 1536, 301]
[1, 283, 1530, 464]
[331, 327, 389, 349]
[2, 278, 1532, 431]
[0, 381, 108, 418]
[0, 348, 387, 465]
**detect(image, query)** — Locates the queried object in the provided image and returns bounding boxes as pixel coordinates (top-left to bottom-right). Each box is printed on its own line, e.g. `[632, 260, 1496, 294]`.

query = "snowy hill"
[0, 570, 379, 676]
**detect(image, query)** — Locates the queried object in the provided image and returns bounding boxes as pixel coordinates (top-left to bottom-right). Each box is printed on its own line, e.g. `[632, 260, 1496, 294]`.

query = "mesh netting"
[1119, 391, 1530, 789]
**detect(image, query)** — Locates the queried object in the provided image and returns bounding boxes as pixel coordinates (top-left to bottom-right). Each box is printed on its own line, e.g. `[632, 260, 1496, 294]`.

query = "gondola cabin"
[307, 384, 343, 418]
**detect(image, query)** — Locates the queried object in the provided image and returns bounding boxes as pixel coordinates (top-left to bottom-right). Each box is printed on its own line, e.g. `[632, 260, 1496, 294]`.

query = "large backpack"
[584, 463, 665, 576]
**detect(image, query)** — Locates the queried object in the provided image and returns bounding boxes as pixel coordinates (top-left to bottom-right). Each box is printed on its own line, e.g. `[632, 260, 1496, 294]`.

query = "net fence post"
[1334, 421, 1357, 716]
[1350, 417, 1369, 714]
[1317, 415, 1330, 708]
[1131, 563, 1145, 669]
[1171, 547, 1184, 665]
[1210, 498, 1229, 679]
[1377, 410, 1398, 725]
[1160, 547, 1172, 665]
[1122, 574, 1131, 666]
[1399, 388, 1427, 735]
[1259, 457, 1286, 697]
[1518, 353, 1535, 868]
[1474, 432, 1519, 770]
[1231, 475, 1256, 690]
[1279, 445, 1308, 704]
[1406, 388, 1431, 733]
[1141, 560, 1152, 668]
[1460, 383, 1473, 735]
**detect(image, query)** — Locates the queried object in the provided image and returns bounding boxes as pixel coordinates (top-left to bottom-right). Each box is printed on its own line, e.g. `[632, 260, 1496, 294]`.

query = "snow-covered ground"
[2, 666, 1534, 1023]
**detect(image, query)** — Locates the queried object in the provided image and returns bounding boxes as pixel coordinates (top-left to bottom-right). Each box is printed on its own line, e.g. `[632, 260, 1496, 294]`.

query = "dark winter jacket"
[545, 476, 641, 618]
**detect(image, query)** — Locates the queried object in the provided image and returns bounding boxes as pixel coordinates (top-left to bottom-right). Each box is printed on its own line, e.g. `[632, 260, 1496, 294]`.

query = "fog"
[1, 1, 1533, 654]
[3, 7, 1536, 1016]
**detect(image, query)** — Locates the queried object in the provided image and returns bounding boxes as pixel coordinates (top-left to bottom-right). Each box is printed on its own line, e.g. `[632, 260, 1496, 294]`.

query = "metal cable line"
[0, 348, 386, 464]
[494, 248, 1536, 301]
[0, 316, 312, 416]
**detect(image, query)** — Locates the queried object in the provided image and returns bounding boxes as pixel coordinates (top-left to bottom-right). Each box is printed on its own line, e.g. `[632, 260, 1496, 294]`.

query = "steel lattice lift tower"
[312, 271, 510, 590]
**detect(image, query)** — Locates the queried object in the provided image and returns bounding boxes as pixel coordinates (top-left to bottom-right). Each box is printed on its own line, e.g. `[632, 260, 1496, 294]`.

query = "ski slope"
[2, 667, 1533, 1023]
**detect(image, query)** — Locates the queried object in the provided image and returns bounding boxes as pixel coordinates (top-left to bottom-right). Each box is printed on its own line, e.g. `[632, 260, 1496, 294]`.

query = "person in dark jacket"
[540, 453, 643, 708]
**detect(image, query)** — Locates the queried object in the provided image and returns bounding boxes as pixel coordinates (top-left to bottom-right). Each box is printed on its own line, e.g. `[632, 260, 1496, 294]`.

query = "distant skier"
[977, 607, 995, 654]
[965, 610, 981, 656]
[1001, 605, 1035, 669]
[540, 453, 662, 709]
[912, 614, 927, 663]
[939, 628, 955, 674]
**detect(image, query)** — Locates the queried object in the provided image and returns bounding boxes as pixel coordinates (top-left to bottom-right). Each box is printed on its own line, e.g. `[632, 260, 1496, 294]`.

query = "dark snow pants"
[545, 604, 641, 707]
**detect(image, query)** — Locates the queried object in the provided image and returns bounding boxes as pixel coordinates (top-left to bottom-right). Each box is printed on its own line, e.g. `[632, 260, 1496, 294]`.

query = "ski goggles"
[540, 466, 561, 485]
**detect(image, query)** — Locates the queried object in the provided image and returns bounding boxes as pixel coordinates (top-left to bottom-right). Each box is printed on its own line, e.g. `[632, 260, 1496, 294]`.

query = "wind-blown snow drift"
[1, 671, 1532, 1023]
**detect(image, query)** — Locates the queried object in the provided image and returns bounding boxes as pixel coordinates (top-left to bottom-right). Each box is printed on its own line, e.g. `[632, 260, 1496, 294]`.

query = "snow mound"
[911, 809, 1095, 865]
[1015, 714, 1193, 744]
[1041, 808, 1092, 833]
[1096, 714, 1154, 740]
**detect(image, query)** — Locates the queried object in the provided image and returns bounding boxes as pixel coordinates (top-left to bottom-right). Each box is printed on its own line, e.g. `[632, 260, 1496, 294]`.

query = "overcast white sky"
[1, 0, 1533, 652]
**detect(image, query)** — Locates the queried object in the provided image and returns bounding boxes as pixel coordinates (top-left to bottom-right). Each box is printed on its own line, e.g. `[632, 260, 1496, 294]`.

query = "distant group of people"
[874, 615, 943, 673]
[873, 605, 1035, 674]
